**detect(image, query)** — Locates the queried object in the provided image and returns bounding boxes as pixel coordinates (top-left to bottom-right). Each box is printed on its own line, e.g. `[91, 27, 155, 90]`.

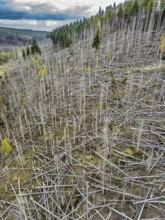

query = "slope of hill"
[0, 26, 48, 47]
[0, 0, 165, 219]
[50, 0, 165, 51]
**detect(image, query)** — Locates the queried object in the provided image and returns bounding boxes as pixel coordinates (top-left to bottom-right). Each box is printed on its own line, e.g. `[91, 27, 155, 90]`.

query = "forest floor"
[0, 29, 165, 220]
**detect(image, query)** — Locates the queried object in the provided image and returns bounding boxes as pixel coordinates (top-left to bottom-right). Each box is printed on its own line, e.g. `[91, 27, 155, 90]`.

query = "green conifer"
[31, 38, 41, 55]
[26, 46, 30, 56]
[92, 29, 101, 50]
[22, 49, 26, 60]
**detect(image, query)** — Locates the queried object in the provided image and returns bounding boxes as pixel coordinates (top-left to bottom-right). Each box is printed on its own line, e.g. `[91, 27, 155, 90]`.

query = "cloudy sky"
[0, 0, 124, 31]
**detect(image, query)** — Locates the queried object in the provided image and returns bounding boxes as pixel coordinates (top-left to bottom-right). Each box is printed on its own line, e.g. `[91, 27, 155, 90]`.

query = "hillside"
[0, 26, 48, 47]
[0, 0, 165, 219]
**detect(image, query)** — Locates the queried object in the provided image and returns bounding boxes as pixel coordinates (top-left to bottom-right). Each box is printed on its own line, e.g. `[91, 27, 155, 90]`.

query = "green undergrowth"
[0, 146, 44, 202]
[0, 64, 6, 79]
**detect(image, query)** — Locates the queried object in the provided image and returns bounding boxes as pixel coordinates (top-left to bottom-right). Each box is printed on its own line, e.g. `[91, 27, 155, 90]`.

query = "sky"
[0, 0, 125, 31]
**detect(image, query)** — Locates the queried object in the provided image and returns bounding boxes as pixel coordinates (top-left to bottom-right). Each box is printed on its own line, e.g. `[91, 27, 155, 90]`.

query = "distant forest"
[0, 27, 48, 46]
[0, 30, 31, 46]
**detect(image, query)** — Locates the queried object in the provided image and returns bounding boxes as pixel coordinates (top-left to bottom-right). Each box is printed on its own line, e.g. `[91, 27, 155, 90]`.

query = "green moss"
[0, 147, 39, 202]
[161, 33, 165, 57]
[20, 96, 26, 107]
[124, 146, 145, 159]
[65, 175, 74, 184]
[39, 133, 51, 141]
[124, 147, 134, 156]
[107, 50, 112, 59]
[83, 66, 92, 72]
[72, 165, 87, 175]
[10, 169, 31, 184]
[111, 152, 119, 164]
[0, 181, 6, 197]
[75, 151, 101, 166]
[0, 95, 4, 103]
[1, 138, 12, 154]
[0, 166, 32, 201]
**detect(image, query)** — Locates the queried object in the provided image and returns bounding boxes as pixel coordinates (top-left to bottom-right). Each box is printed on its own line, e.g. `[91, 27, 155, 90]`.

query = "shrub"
[0, 51, 12, 64]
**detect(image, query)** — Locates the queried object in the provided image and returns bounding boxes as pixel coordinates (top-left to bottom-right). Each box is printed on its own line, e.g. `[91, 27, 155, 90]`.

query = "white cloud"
[0, 19, 77, 31]
[10, 0, 125, 15]
[0, 0, 125, 30]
